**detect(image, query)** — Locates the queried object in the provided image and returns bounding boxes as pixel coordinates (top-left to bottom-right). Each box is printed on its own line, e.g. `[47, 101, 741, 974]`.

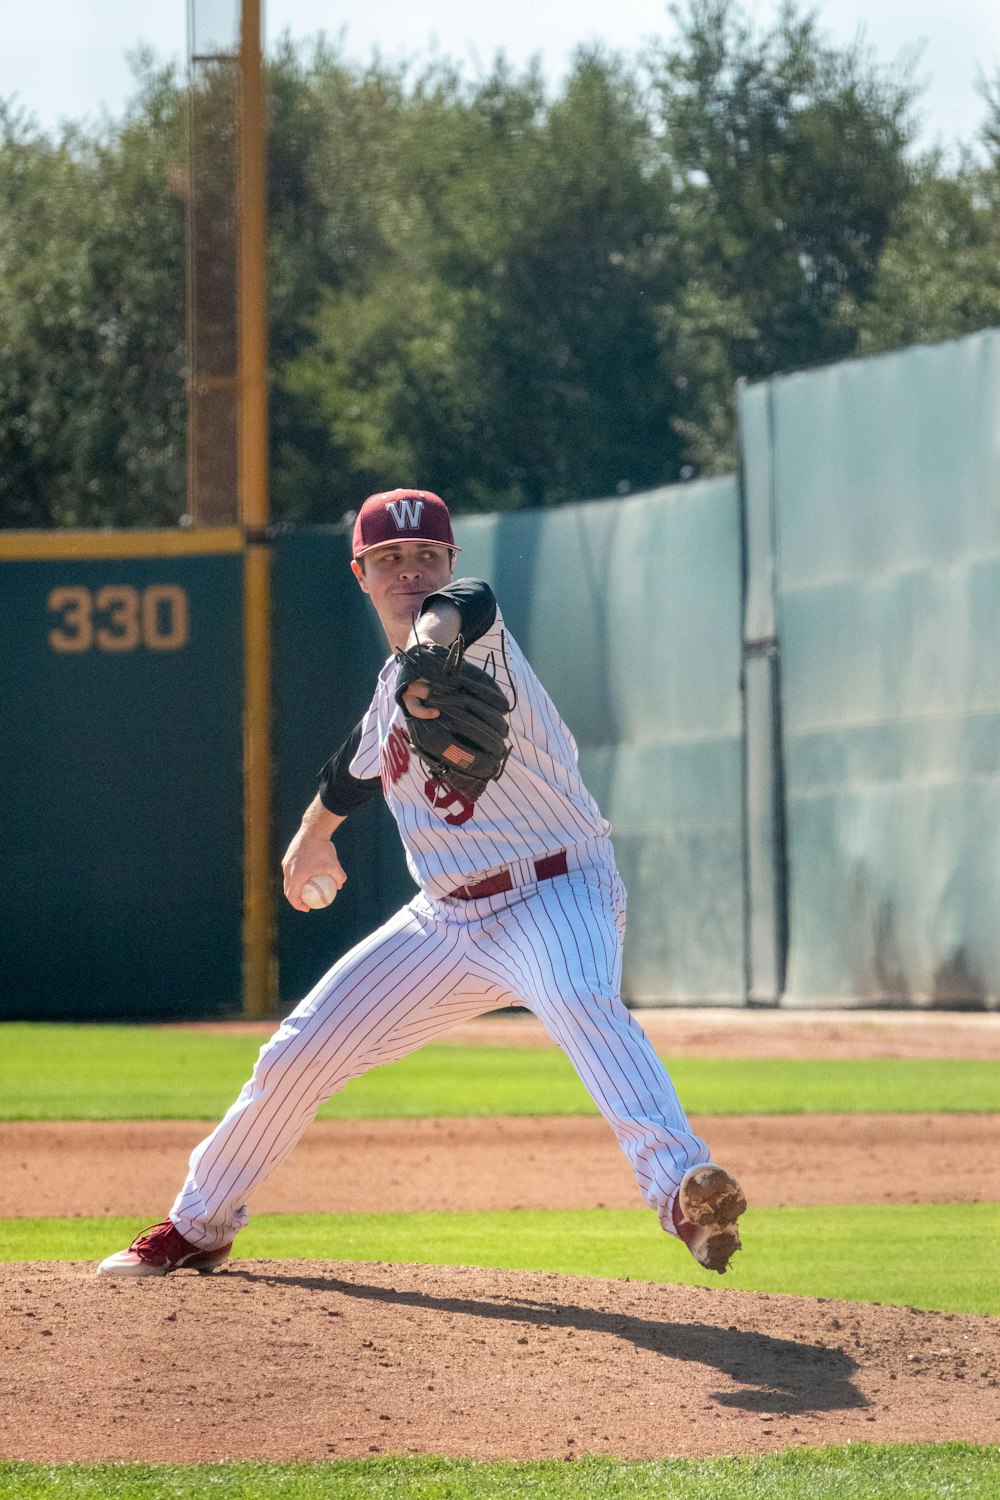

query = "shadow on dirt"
[227, 1268, 863, 1416]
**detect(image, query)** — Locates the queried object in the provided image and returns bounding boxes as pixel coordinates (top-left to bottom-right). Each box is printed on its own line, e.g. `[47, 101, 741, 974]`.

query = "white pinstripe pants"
[171, 847, 710, 1250]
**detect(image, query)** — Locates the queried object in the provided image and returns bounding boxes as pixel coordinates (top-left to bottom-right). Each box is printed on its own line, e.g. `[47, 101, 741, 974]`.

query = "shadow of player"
[227, 1267, 864, 1416]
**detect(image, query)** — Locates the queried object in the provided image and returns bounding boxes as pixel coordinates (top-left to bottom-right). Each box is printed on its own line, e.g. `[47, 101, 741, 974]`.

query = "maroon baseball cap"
[352, 488, 458, 559]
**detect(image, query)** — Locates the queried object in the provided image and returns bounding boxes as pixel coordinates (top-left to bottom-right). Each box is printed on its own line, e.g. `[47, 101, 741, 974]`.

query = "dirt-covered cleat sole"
[672, 1164, 747, 1274]
[96, 1220, 232, 1278]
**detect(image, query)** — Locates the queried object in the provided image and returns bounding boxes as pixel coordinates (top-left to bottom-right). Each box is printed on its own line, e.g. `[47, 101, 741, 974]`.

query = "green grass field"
[2, 1446, 1000, 1500]
[5, 1206, 1000, 1314]
[3, 1024, 999, 1118]
[3, 1022, 999, 1498]
[3, 1202, 999, 1314]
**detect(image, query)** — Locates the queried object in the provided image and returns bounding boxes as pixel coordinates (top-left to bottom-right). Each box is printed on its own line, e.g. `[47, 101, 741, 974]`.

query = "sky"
[1, 0, 998, 159]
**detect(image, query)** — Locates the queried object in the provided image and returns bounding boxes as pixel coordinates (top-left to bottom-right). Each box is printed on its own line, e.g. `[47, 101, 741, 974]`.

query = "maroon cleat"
[96, 1219, 232, 1278]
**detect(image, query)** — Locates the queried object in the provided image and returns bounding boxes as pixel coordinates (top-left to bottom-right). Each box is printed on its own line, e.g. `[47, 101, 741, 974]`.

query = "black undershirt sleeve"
[317, 720, 382, 815]
[418, 578, 497, 645]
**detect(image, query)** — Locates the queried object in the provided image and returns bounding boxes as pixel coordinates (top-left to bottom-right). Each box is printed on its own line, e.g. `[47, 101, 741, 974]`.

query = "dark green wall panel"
[0, 552, 244, 1019]
[271, 529, 414, 1005]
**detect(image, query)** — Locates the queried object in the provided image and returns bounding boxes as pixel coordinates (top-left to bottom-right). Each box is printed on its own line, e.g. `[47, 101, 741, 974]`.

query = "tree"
[648, 0, 918, 472]
[0, 65, 188, 527]
[4, 12, 991, 528]
[283, 49, 682, 514]
[265, 41, 413, 520]
[853, 74, 1000, 353]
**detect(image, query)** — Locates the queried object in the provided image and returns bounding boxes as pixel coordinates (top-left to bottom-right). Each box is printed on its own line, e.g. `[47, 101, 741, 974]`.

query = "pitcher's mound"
[3, 1260, 998, 1462]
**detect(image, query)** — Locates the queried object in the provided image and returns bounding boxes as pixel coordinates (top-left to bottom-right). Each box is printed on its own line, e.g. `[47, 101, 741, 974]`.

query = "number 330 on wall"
[48, 585, 189, 653]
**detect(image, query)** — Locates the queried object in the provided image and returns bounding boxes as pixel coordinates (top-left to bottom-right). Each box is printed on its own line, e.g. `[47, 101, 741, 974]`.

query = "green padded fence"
[456, 482, 746, 1004]
[271, 480, 746, 1007]
[739, 329, 1000, 1007]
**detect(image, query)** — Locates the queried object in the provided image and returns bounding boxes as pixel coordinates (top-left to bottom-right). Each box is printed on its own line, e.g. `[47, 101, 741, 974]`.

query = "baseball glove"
[394, 636, 511, 801]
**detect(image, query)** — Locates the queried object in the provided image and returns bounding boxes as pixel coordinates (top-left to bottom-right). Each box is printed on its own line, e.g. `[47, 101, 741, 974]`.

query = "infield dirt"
[3, 1261, 1000, 1461]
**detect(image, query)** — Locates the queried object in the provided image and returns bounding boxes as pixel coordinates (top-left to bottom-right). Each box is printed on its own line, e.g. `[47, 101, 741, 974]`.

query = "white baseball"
[301, 874, 338, 909]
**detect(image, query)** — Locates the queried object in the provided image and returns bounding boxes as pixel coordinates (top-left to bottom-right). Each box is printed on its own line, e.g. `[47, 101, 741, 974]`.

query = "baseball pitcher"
[98, 489, 747, 1278]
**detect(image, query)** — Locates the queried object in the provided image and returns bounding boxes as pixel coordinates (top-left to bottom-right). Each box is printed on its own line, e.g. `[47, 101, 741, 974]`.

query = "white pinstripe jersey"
[349, 606, 611, 899]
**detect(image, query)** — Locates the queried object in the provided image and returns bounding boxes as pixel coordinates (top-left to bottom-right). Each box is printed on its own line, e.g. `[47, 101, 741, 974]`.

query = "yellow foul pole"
[239, 0, 275, 1017]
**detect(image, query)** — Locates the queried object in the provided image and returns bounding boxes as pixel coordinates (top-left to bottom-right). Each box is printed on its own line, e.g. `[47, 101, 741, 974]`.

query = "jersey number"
[424, 778, 475, 826]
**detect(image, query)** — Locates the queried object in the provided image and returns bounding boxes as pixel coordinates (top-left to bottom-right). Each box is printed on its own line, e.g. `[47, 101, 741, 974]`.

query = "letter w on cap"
[387, 498, 425, 530]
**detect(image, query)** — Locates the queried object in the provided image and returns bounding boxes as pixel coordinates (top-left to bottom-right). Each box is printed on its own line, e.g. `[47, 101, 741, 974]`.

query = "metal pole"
[239, 0, 275, 1017]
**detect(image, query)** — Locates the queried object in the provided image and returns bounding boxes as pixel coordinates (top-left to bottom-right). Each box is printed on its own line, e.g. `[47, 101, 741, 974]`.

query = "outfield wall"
[270, 529, 417, 1004]
[452, 481, 746, 1005]
[0, 530, 245, 1020]
[270, 479, 745, 1007]
[739, 330, 1000, 1007]
[4, 328, 999, 1017]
